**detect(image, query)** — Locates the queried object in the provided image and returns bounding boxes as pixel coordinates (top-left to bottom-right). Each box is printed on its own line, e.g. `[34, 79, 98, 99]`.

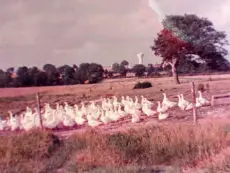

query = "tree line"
[0, 56, 229, 88]
[0, 63, 104, 88]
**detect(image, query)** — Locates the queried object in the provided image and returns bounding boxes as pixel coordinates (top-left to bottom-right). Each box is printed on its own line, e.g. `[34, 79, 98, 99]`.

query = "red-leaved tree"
[151, 29, 188, 84]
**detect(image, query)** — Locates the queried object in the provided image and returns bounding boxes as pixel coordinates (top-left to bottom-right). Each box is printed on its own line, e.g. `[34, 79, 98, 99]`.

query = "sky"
[0, 0, 230, 70]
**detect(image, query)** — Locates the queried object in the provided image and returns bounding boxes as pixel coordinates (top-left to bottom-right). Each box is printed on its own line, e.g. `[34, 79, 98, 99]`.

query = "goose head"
[26, 106, 32, 112]
[81, 102, 85, 107]
[74, 104, 79, 109]
[157, 101, 161, 108]
[198, 91, 202, 98]
[162, 93, 167, 99]
[55, 103, 60, 109]
[8, 110, 13, 118]
[177, 94, 181, 100]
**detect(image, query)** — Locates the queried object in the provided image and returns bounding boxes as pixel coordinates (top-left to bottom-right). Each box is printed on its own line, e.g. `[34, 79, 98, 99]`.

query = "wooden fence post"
[36, 92, 44, 130]
[191, 82, 197, 124]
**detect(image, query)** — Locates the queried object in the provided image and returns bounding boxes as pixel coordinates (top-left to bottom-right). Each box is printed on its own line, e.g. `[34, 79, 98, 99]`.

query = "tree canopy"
[132, 64, 146, 77]
[151, 14, 229, 84]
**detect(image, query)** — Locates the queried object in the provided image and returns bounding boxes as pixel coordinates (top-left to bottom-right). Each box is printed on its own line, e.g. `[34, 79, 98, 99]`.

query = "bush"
[133, 81, 152, 89]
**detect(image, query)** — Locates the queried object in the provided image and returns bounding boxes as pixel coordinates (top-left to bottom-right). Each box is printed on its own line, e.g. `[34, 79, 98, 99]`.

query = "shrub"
[133, 81, 152, 89]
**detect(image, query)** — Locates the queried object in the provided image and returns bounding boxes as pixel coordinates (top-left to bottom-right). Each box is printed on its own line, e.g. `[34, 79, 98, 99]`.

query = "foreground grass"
[0, 120, 230, 173]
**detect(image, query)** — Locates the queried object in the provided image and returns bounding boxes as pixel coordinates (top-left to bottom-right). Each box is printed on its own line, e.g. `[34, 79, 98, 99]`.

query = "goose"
[32, 108, 42, 128]
[90, 101, 97, 111]
[2, 117, 10, 131]
[74, 104, 79, 111]
[113, 98, 120, 109]
[117, 104, 128, 118]
[142, 104, 157, 116]
[109, 109, 121, 121]
[157, 101, 168, 113]
[26, 106, 33, 113]
[20, 114, 35, 131]
[177, 95, 183, 109]
[142, 98, 154, 108]
[180, 94, 193, 110]
[93, 107, 102, 120]
[158, 112, 169, 120]
[64, 106, 74, 119]
[195, 97, 203, 107]
[121, 96, 126, 105]
[74, 115, 86, 125]
[64, 102, 71, 111]
[63, 114, 75, 127]
[80, 102, 87, 115]
[102, 98, 109, 110]
[162, 93, 177, 108]
[8, 111, 20, 131]
[100, 110, 112, 124]
[133, 96, 142, 109]
[87, 113, 102, 127]
[0, 119, 8, 130]
[43, 113, 58, 129]
[197, 91, 210, 105]
[130, 107, 141, 123]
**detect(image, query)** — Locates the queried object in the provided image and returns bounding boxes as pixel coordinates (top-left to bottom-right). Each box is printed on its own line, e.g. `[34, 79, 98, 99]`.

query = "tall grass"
[0, 120, 230, 172]
[68, 120, 230, 171]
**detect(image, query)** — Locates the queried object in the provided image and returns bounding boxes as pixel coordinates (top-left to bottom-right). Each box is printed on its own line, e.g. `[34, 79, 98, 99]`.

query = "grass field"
[1, 74, 230, 172]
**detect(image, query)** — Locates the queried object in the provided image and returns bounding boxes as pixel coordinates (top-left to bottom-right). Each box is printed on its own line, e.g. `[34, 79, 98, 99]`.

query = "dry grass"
[1, 120, 230, 172]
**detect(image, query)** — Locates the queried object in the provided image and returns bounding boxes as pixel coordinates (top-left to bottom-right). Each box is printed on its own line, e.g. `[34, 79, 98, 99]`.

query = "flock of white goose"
[0, 91, 209, 132]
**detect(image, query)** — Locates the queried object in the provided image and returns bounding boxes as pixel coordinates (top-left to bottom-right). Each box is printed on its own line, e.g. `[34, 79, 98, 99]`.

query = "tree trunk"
[170, 59, 180, 84]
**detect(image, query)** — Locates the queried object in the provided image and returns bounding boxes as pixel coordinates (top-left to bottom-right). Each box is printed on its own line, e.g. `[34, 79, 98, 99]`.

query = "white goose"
[100, 110, 112, 124]
[87, 113, 102, 127]
[8, 111, 20, 131]
[157, 101, 168, 113]
[133, 96, 142, 109]
[74, 111, 86, 125]
[130, 107, 141, 123]
[180, 94, 193, 110]
[162, 93, 177, 108]
[43, 113, 58, 129]
[141, 96, 154, 108]
[0, 118, 8, 130]
[117, 104, 128, 118]
[142, 104, 157, 116]
[158, 112, 169, 120]
[20, 113, 35, 131]
[63, 114, 75, 127]
[197, 91, 210, 105]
